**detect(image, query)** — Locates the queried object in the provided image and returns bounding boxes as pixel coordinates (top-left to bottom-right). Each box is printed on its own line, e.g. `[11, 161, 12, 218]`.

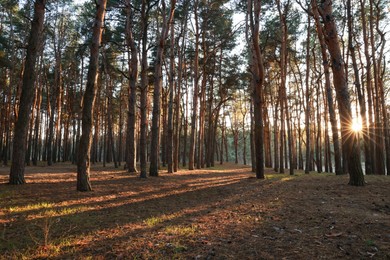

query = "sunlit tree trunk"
[347, 0, 370, 175]
[125, 0, 138, 173]
[182, 78, 189, 167]
[102, 53, 117, 168]
[304, 14, 311, 174]
[359, 0, 375, 175]
[188, 0, 199, 170]
[139, 0, 149, 178]
[375, 10, 389, 175]
[249, 0, 265, 179]
[369, 0, 385, 175]
[149, 0, 176, 176]
[167, 18, 175, 173]
[276, 0, 293, 175]
[174, 6, 188, 172]
[77, 0, 107, 191]
[311, 0, 342, 175]
[33, 56, 43, 166]
[264, 104, 272, 168]
[9, 0, 46, 185]
[316, 0, 364, 186]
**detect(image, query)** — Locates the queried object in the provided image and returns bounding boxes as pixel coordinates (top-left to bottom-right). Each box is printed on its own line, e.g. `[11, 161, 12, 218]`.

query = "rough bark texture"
[311, 0, 342, 175]
[317, 0, 364, 186]
[149, 0, 176, 177]
[346, 0, 370, 175]
[167, 19, 175, 173]
[77, 0, 107, 191]
[188, 0, 199, 171]
[304, 14, 311, 174]
[249, 0, 265, 179]
[139, 0, 148, 179]
[9, 0, 46, 185]
[125, 0, 138, 173]
[359, 0, 374, 175]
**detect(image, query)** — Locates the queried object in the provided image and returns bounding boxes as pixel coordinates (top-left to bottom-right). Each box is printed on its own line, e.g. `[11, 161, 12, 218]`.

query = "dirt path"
[0, 163, 389, 259]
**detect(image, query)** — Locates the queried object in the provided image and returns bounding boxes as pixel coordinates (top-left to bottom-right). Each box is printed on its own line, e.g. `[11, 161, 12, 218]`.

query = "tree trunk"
[150, 0, 176, 176]
[188, 0, 199, 170]
[316, 0, 364, 186]
[139, 0, 149, 178]
[249, 0, 265, 179]
[369, 0, 384, 175]
[347, 0, 370, 175]
[77, 0, 107, 191]
[311, 0, 342, 175]
[304, 14, 311, 174]
[174, 9, 188, 172]
[9, 0, 46, 185]
[125, 0, 138, 173]
[359, 0, 374, 175]
[167, 18, 175, 173]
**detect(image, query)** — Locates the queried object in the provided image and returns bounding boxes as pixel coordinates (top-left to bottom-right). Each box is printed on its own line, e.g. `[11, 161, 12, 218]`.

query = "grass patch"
[8, 202, 55, 213]
[143, 213, 178, 227]
[144, 216, 164, 227]
[164, 225, 197, 236]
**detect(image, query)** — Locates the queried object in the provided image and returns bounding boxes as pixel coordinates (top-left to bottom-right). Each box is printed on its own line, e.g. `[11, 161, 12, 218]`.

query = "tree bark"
[77, 0, 107, 191]
[311, 0, 342, 175]
[249, 0, 265, 179]
[9, 0, 46, 185]
[317, 0, 364, 186]
[139, 0, 149, 178]
[167, 17, 175, 173]
[304, 14, 311, 174]
[125, 0, 138, 173]
[149, 0, 176, 176]
[188, 0, 199, 170]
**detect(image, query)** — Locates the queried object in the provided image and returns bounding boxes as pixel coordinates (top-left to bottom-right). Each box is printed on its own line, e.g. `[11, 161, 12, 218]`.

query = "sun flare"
[351, 119, 362, 132]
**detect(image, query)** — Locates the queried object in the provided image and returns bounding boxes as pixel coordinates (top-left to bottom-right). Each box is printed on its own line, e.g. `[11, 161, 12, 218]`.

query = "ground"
[0, 163, 389, 259]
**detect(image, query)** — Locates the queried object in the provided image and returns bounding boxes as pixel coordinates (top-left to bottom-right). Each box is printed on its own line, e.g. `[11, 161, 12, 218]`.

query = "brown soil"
[0, 163, 389, 259]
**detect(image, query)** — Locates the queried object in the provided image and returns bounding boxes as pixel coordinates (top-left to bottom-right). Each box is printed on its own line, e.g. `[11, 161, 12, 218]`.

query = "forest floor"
[0, 162, 389, 259]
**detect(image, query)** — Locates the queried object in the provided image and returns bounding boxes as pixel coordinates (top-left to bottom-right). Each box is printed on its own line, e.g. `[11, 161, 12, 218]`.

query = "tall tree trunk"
[182, 82, 189, 167]
[264, 107, 272, 168]
[197, 31, 207, 169]
[304, 14, 311, 174]
[347, 0, 370, 175]
[316, 0, 364, 186]
[276, 0, 292, 174]
[311, 0, 342, 175]
[125, 0, 138, 173]
[77, 0, 107, 191]
[33, 61, 43, 166]
[9, 0, 46, 185]
[149, 0, 176, 176]
[103, 65, 118, 169]
[188, 0, 199, 170]
[174, 9, 188, 172]
[359, 0, 374, 175]
[249, 0, 265, 179]
[139, 0, 149, 178]
[167, 18, 175, 173]
[369, 0, 384, 175]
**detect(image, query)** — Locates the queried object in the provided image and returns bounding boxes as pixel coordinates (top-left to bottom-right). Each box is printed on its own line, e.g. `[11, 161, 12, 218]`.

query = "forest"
[1, 0, 390, 185]
[0, 0, 389, 258]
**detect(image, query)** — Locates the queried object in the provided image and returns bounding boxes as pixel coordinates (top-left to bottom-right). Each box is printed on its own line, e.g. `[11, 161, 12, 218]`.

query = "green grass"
[8, 202, 55, 213]
[163, 225, 197, 236]
[144, 216, 165, 227]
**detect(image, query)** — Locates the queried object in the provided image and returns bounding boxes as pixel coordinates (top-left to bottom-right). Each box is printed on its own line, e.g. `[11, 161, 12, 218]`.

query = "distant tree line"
[0, 0, 389, 190]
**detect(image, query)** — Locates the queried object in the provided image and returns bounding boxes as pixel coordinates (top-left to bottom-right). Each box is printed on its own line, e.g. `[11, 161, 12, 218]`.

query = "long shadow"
[1, 168, 280, 258]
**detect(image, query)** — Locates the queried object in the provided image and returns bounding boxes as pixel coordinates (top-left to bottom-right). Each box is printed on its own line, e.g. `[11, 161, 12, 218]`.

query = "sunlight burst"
[351, 118, 362, 132]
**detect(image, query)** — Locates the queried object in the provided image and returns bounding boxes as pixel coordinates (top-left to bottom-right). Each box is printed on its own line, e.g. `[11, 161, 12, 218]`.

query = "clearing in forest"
[0, 163, 389, 259]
